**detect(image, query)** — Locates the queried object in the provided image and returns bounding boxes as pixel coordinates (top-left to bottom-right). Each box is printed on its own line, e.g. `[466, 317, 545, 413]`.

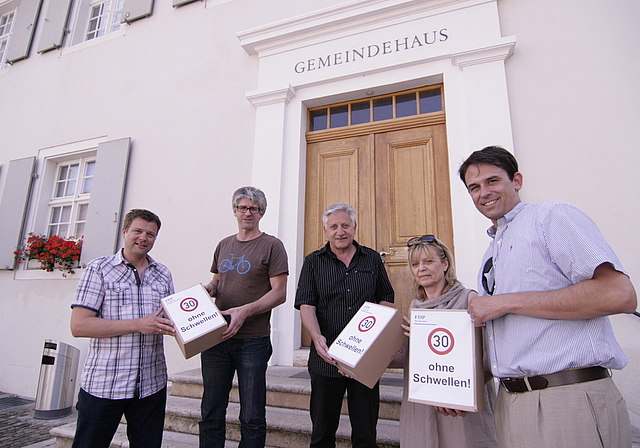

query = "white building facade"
[1, 0, 639, 426]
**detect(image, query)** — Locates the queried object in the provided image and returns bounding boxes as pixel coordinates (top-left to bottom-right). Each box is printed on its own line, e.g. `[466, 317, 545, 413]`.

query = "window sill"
[61, 26, 127, 57]
[205, 0, 235, 8]
[14, 259, 81, 280]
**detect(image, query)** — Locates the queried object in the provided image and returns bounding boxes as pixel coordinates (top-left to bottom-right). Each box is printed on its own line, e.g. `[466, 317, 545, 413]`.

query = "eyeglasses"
[482, 257, 495, 295]
[407, 235, 437, 247]
[236, 206, 261, 214]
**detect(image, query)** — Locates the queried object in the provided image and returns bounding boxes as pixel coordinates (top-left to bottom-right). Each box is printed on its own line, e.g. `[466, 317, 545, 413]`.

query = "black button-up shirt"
[294, 241, 394, 377]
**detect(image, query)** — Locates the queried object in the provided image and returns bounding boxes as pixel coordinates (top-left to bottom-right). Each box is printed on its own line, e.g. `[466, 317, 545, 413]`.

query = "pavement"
[2, 391, 640, 447]
[0, 392, 75, 448]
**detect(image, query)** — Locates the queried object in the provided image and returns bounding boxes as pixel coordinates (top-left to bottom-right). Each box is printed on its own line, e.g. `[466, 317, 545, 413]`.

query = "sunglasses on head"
[407, 235, 437, 247]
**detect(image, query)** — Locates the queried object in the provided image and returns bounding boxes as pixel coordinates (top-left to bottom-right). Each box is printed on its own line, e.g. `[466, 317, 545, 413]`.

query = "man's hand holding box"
[161, 284, 227, 359]
[328, 302, 406, 388]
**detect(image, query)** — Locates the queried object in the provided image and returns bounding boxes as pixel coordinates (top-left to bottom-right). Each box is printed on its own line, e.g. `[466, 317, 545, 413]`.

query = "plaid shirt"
[71, 250, 174, 399]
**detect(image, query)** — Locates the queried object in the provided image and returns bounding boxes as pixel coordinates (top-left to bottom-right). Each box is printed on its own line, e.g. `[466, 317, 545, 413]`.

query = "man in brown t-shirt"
[199, 186, 289, 448]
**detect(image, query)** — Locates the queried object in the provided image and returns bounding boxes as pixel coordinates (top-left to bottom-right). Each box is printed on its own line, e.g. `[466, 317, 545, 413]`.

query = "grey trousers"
[495, 377, 631, 448]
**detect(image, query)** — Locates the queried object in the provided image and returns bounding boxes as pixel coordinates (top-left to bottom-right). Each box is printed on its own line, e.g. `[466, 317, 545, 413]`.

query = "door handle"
[379, 248, 395, 257]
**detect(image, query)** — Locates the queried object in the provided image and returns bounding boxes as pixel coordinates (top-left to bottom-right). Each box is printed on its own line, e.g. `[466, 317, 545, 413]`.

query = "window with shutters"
[0, 137, 131, 278]
[14, 148, 98, 275]
[47, 158, 96, 238]
[0, 0, 43, 65]
[60, 0, 155, 48]
[85, 0, 124, 41]
[0, 9, 15, 69]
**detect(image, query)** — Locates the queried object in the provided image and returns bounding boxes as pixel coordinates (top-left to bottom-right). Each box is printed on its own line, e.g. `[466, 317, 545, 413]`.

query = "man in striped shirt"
[459, 146, 637, 448]
[70, 209, 175, 448]
[295, 202, 394, 448]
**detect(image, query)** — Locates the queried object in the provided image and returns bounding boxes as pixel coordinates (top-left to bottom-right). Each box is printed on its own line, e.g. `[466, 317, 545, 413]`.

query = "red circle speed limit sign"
[427, 327, 455, 355]
[180, 297, 199, 312]
[358, 316, 376, 332]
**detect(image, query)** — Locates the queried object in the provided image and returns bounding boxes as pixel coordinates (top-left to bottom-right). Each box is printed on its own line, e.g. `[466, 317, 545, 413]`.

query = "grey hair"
[322, 202, 357, 227]
[232, 186, 267, 214]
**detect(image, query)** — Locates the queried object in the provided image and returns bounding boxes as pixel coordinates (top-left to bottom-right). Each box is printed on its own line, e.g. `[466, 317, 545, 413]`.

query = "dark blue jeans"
[72, 386, 167, 448]
[309, 372, 379, 448]
[199, 336, 272, 448]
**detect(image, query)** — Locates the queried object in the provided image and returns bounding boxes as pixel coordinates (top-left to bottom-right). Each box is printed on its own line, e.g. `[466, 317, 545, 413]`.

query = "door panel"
[304, 135, 374, 256]
[374, 124, 452, 318]
[303, 118, 452, 344]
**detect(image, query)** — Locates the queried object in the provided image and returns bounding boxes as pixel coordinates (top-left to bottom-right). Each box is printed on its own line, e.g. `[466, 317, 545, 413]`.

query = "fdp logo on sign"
[427, 327, 454, 355]
[358, 315, 376, 332]
[180, 297, 199, 312]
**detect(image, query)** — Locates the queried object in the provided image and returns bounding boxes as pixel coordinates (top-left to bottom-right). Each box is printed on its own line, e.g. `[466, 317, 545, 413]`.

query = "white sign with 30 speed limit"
[408, 309, 484, 412]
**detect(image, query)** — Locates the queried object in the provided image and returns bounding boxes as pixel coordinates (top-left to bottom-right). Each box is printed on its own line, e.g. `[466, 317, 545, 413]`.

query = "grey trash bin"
[34, 340, 80, 419]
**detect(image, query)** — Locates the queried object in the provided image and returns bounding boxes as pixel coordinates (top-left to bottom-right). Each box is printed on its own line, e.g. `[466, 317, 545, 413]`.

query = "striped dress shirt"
[295, 241, 394, 378]
[478, 201, 628, 378]
[71, 250, 175, 399]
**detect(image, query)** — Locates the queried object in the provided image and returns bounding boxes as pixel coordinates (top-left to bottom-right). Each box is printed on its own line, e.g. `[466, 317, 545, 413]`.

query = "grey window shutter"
[80, 138, 131, 265]
[0, 157, 36, 270]
[36, 0, 73, 54]
[173, 0, 199, 7]
[122, 0, 154, 23]
[5, 0, 44, 64]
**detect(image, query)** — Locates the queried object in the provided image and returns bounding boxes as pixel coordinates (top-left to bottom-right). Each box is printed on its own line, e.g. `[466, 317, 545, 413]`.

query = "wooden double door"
[303, 116, 453, 344]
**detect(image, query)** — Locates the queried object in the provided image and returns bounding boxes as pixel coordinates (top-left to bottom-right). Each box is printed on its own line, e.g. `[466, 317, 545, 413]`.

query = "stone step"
[49, 423, 275, 448]
[169, 365, 403, 421]
[165, 396, 399, 448]
[293, 348, 309, 367]
[50, 397, 399, 448]
[50, 422, 201, 448]
[49, 363, 402, 448]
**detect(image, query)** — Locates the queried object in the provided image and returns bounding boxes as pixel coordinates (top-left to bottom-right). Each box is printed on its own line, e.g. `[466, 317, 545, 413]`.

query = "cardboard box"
[161, 284, 227, 359]
[408, 309, 484, 412]
[327, 302, 407, 389]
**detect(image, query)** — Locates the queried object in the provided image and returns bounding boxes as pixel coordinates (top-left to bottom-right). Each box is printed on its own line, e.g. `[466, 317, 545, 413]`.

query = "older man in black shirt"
[295, 202, 394, 448]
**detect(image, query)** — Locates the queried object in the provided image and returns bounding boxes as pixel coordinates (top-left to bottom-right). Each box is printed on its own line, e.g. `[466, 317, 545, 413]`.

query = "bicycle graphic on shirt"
[218, 254, 251, 274]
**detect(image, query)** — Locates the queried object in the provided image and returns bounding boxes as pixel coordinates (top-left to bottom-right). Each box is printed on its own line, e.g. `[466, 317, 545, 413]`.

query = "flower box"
[14, 234, 83, 277]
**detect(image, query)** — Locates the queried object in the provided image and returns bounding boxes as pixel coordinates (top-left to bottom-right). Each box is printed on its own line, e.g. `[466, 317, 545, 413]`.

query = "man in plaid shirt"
[70, 209, 176, 448]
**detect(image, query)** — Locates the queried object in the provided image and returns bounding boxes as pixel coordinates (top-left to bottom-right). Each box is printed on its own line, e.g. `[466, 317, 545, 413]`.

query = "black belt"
[500, 366, 609, 393]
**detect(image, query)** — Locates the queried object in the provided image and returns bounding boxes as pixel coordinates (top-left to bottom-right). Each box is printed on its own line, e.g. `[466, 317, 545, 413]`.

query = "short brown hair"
[122, 209, 161, 232]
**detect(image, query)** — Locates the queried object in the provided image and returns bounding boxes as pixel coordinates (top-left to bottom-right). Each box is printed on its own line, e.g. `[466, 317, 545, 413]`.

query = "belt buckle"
[501, 376, 535, 393]
[500, 377, 521, 393]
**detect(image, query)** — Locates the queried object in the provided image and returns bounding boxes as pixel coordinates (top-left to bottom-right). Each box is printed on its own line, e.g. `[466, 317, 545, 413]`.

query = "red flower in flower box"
[14, 234, 84, 276]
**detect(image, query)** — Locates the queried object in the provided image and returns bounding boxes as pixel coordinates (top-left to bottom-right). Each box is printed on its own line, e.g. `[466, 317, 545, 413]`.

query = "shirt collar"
[487, 202, 528, 238]
[113, 248, 157, 268]
[320, 240, 363, 259]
